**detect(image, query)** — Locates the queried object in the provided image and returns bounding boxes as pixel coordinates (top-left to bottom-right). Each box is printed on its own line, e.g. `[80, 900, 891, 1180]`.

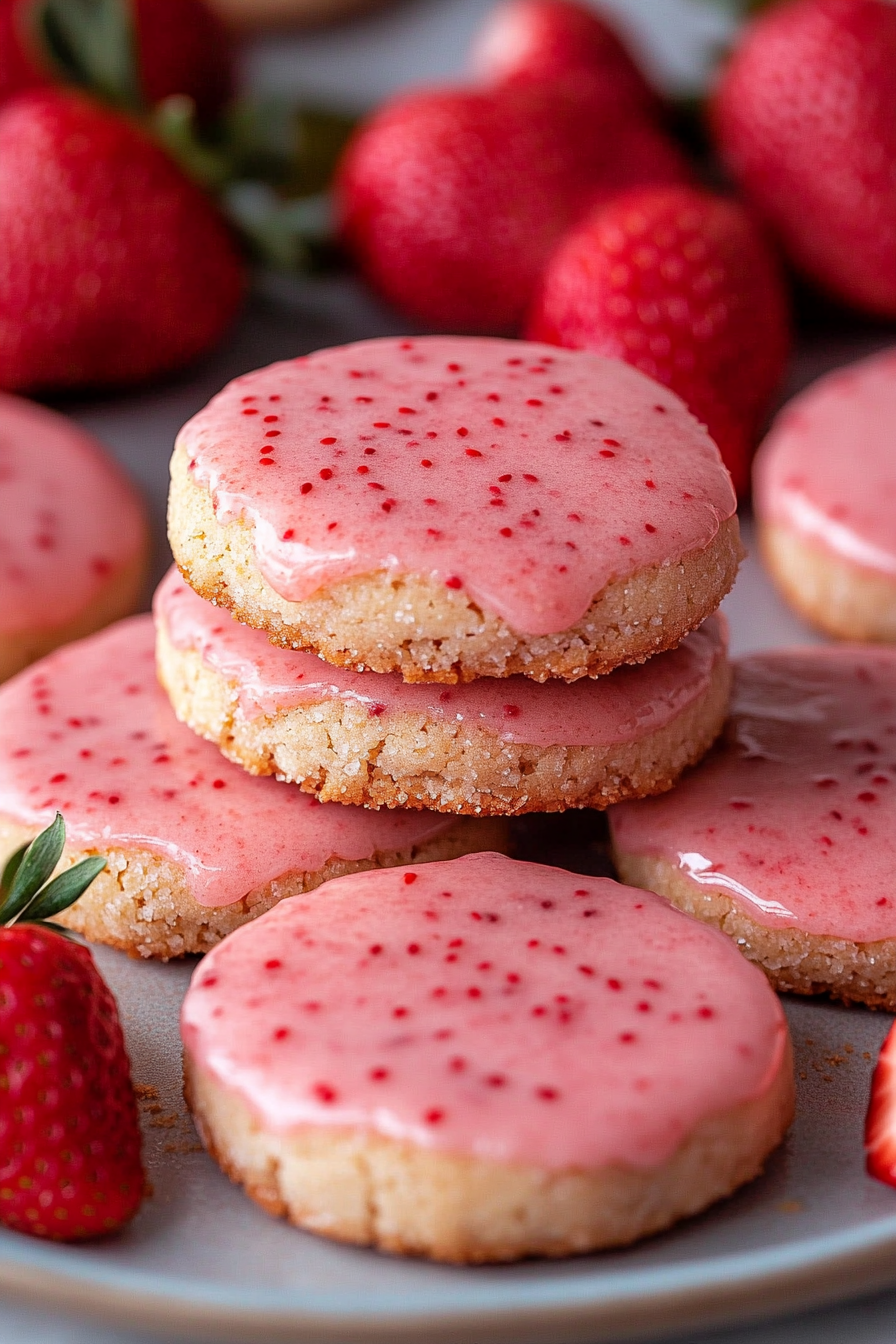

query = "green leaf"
[0, 842, 28, 903]
[0, 813, 66, 924]
[222, 184, 335, 273]
[690, 0, 780, 14]
[33, 0, 143, 111]
[152, 95, 235, 192]
[222, 98, 357, 196]
[26, 856, 107, 922]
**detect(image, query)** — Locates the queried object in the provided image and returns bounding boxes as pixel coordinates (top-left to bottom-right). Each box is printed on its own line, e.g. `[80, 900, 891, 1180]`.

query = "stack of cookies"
[158, 335, 797, 1263]
[162, 334, 742, 821]
[0, 334, 744, 961]
[0, 334, 798, 1263]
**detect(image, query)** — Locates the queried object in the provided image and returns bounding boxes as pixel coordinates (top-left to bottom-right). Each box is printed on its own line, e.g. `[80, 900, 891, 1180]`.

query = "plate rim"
[4, 1213, 896, 1342]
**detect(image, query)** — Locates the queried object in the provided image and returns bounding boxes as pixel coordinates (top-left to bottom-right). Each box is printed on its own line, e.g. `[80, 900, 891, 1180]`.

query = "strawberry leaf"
[25, 856, 107, 922]
[32, 0, 142, 112]
[0, 813, 66, 924]
[0, 813, 106, 929]
[222, 185, 332, 272]
[0, 842, 28, 903]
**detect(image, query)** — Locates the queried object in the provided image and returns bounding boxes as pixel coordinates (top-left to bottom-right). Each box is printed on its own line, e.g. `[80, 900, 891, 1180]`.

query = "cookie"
[169, 336, 741, 683]
[611, 646, 896, 1008]
[754, 347, 896, 642]
[0, 616, 504, 959]
[182, 852, 793, 1263]
[155, 566, 731, 814]
[0, 392, 148, 683]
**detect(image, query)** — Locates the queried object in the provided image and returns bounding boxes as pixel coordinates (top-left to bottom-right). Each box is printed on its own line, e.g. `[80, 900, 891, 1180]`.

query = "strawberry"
[0, 89, 245, 393]
[866, 1020, 896, 1187]
[0, 813, 144, 1241]
[0, 0, 233, 119]
[470, 0, 655, 116]
[711, 0, 896, 318]
[337, 84, 690, 331]
[527, 184, 790, 495]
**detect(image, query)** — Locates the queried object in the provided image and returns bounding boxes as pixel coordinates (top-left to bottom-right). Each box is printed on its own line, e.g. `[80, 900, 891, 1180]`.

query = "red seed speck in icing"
[182, 854, 787, 1170]
[611, 646, 896, 944]
[0, 615, 457, 908]
[177, 338, 734, 638]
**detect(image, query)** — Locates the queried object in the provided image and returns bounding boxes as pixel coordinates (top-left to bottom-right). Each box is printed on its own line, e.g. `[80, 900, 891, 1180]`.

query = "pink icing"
[0, 617, 456, 908]
[155, 567, 728, 749]
[177, 337, 736, 637]
[610, 647, 896, 943]
[0, 393, 146, 634]
[755, 347, 896, 576]
[181, 853, 786, 1170]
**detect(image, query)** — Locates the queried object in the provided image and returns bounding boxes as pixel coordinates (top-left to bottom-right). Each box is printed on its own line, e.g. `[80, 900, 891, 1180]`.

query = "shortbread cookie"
[169, 336, 740, 683]
[0, 617, 504, 959]
[155, 566, 731, 814]
[611, 646, 896, 1008]
[754, 348, 896, 641]
[182, 852, 793, 1263]
[0, 392, 148, 683]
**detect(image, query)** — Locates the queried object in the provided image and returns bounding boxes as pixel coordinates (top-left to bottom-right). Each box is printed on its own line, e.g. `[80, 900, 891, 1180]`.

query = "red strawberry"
[0, 89, 245, 393]
[337, 84, 690, 331]
[527, 185, 790, 494]
[0, 0, 233, 119]
[0, 814, 144, 1240]
[711, 0, 896, 318]
[470, 0, 656, 117]
[866, 1020, 896, 1187]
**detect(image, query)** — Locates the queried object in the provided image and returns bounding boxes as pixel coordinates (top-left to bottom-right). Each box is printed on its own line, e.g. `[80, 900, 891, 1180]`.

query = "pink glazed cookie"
[0, 617, 504, 959]
[168, 336, 741, 683]
[181, 852, 793, 1263]
[754, 347, 896, 642]
[611, 646, 896, 1008]
[155, 567, 731, 815]
[0, 393, 148, 682]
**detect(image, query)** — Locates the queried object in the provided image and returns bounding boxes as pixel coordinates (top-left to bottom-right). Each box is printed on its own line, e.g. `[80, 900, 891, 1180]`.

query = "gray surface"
[243, 0, 735, 108]
[4, 0, 896, 1339]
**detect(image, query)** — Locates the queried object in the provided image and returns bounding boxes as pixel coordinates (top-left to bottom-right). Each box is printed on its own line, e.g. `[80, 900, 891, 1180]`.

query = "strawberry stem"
[152, 95, 355, 272]
[0, 814, 106, 928]
[29, 1, 354, 274]
[32, 0, 142, 112]
[692, 0, 779, 13]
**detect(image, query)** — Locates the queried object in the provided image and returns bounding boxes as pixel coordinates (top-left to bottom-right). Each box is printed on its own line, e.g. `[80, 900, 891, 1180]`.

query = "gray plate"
[2, 0, 896, 1322]
[1, 931, 896, 1344]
